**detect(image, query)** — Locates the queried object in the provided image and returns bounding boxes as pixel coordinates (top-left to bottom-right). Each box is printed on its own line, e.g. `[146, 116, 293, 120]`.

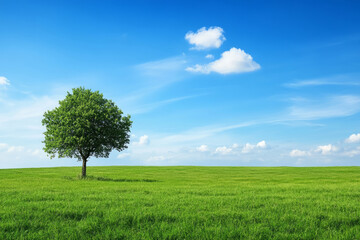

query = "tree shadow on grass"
[63, 175, 159, 182]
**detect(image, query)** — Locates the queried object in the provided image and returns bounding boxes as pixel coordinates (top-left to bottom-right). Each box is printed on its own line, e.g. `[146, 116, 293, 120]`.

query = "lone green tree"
[42, 87, 132, 178]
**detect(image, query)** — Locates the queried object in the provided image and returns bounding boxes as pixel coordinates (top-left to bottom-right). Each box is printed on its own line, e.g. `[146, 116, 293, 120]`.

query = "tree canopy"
[42, 87, 132, 177]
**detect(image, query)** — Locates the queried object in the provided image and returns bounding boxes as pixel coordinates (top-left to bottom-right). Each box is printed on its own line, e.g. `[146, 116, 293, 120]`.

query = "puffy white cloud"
[136, 135, 149, 145]
[185, 26, 225, 50]
[316, 144, 337, 155]
[256, 140, 267, 148]
[0, 76, 10, 86]
[242, 141, 267, 153]
[346, 133, 360, 143]
[196, 144, 209, 152]
[186, 47, 260, 74]
[290, 149, 309, 157]
[242, 143, 255, 153]
[215, 146, 232, 154]
[205, 54, 214, 59]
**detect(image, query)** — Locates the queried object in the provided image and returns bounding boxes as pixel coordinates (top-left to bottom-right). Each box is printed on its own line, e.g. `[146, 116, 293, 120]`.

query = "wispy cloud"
[288, 95, 360, 120]
[136, 55, 187, 78]
[161, 121, 257, 143]
[0, 76, 10, 86]
[118, 56, 190, 111]
[129, 95, 201, 114]
[0, 95, 60, 124]
[343, 146, 360, 157]
[196, 144, 209, 152]
[205, 54, 214, 59]
[0, 92, 64, 145]
[285, 74, 360, 88]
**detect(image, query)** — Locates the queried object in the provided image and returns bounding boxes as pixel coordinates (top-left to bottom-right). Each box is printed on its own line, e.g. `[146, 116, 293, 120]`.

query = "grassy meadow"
[1, 166, 360, 239]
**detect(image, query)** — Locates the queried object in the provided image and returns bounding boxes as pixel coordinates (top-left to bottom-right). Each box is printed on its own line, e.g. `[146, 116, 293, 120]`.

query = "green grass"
[1, 166, 360, 239]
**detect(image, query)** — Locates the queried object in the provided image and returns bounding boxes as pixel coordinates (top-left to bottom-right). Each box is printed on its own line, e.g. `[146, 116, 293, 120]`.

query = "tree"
[42, 87, 132, 178]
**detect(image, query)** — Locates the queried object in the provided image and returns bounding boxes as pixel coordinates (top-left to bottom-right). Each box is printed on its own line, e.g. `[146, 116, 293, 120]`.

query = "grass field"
[1, 166, 360, 239]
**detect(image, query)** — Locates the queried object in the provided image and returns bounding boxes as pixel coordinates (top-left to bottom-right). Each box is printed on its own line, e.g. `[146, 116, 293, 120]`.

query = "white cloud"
[31, 149, 41, 156]
[232, 143, 239, 148]
[7, 146, 24, 153]
[196, 144, 209, 152]
[290, 149, 309, 157]
[117, 153, 130, 159]
[0, 76, 10, 86]
[185, 64, 205, 73]
[137, 135, 149, 145]
[185, 26, 225, 50]
[242, 143, 255, 153]
[205, 54, 214, 59]
[343, 146, 360, 157]
[316, 144, 337, 155]
[186, 47, 260, 74]
[0, 142, 26, 153]
[346, 133, 360, 143]
[257, 140, 267, 148]
[242, 141, 267, 153]
[0, 143, 9, 150]
[215, 146, 232, 154]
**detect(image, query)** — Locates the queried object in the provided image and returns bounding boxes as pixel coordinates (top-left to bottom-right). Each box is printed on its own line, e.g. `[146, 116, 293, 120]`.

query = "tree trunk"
[81, 157, 87, 178]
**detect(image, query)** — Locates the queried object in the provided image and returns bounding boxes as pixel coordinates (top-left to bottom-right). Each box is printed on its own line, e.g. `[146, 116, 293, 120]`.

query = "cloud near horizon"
[215, 146, 232, 154]
[316, 144, 337, 155]
[186, 48, 260, 74]
[242, 140, 267, 153]
[290, 149, 310, 157]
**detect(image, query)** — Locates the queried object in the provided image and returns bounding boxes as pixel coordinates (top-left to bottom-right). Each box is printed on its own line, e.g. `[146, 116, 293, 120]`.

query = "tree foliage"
[42, 87, 132, 177]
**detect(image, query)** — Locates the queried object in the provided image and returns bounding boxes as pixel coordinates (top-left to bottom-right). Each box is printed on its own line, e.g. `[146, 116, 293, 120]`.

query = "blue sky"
[1, 0, 360, 168]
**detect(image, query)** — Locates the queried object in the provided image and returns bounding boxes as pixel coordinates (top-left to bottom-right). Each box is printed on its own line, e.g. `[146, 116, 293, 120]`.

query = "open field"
[1, 166, 360, 239]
